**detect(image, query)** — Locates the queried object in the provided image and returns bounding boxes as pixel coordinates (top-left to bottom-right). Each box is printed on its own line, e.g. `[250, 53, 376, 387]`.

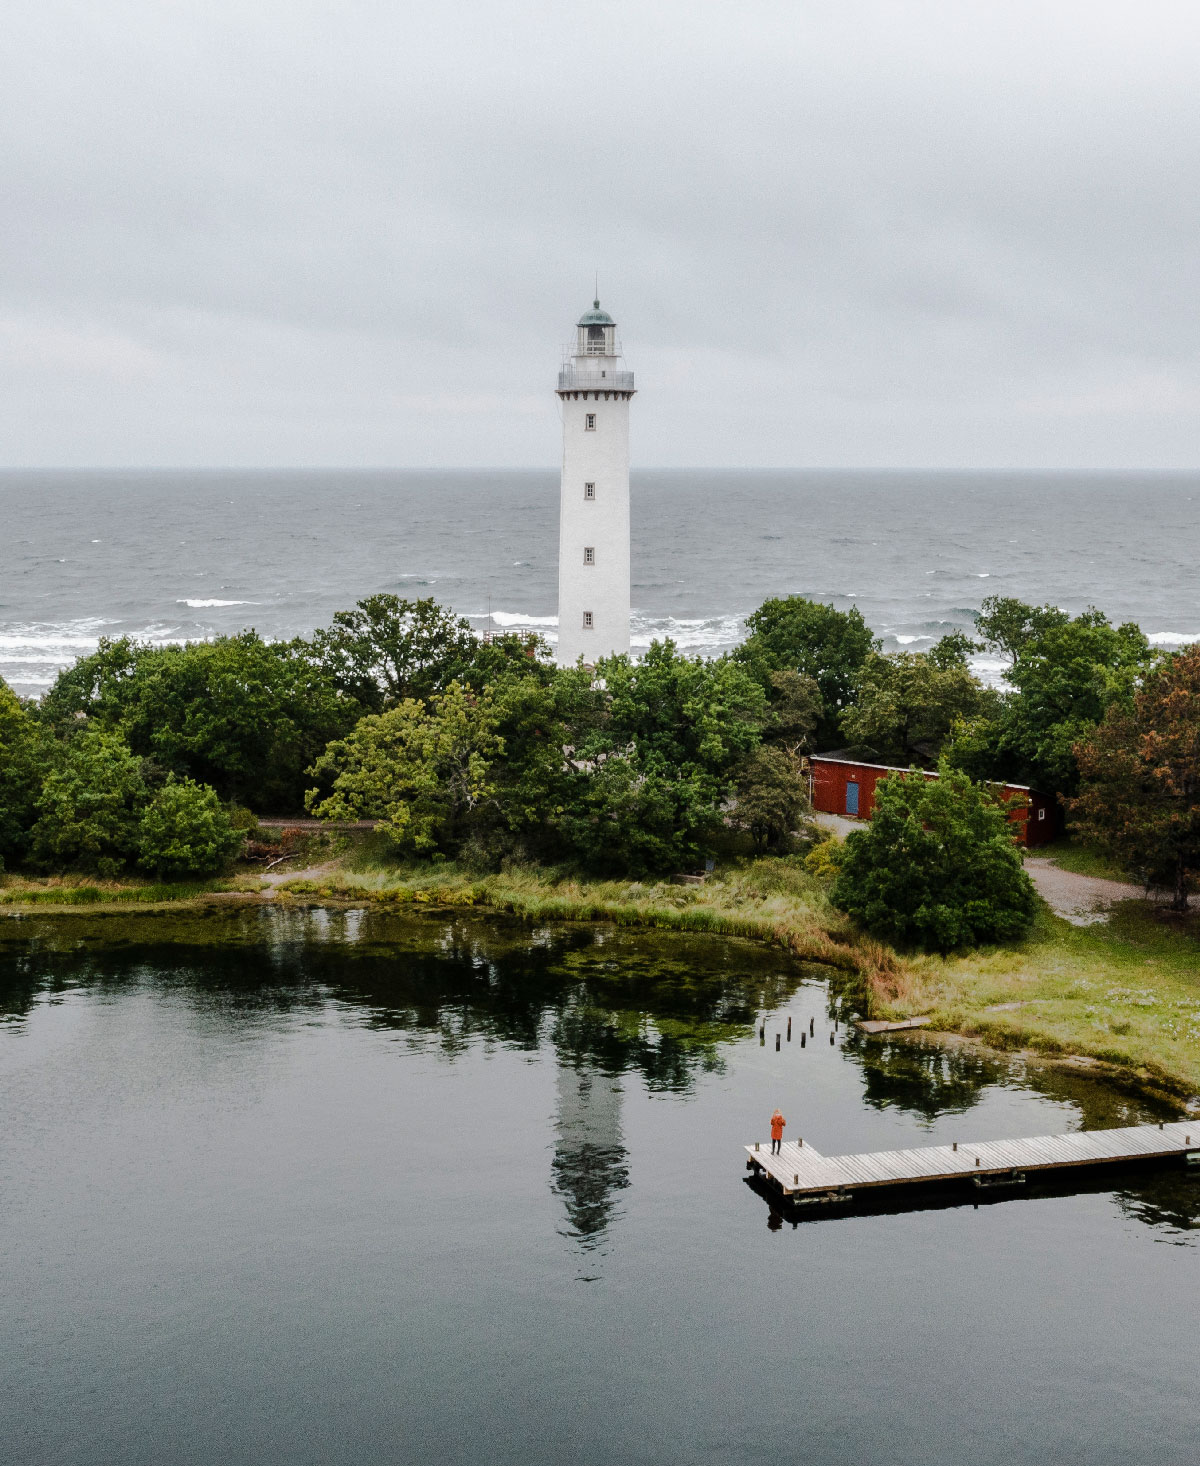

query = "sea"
[2, 468, 1198, 696]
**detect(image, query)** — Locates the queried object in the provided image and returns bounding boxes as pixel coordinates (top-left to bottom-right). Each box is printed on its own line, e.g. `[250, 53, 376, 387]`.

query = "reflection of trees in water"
[1115, 1172, 1200, 1239]
[0, 906, 815, 1255]
[846, 1030, 1185, 1134]
[845, 1034, 1003, 1122]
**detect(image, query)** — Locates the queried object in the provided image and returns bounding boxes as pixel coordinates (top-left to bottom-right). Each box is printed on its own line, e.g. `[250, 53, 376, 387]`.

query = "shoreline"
[3, 850, 1199, 1107]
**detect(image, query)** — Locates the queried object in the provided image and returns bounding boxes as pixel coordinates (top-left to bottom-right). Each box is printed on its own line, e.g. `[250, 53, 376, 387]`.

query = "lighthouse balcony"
[557, 367, 635, 392]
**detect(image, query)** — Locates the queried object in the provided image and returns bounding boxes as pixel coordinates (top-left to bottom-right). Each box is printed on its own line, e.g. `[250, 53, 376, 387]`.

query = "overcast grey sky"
[4, 1, 1200, 468]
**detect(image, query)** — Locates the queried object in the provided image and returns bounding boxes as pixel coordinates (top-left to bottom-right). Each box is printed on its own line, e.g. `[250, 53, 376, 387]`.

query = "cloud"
[4, 0, 1200, 466]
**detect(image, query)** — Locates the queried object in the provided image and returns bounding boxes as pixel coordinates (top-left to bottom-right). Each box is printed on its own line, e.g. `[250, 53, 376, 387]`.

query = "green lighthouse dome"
[577, 299, 615, 327]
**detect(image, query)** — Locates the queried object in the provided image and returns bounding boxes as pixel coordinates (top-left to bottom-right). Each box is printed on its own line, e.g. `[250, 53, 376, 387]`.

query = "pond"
[2, 906, 1196, 1465]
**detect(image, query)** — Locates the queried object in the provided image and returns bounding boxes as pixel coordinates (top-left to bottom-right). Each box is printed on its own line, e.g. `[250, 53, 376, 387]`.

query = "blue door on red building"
[845, 781, 859, 816]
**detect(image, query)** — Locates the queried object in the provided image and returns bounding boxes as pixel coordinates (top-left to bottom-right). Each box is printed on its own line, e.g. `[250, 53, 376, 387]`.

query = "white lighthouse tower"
[555, 299, 635, 666]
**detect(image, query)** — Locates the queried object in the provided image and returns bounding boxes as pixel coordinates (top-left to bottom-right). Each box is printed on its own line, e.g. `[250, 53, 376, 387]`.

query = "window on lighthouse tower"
[583, 547, 595, 565]
[585, 413, 596, 431]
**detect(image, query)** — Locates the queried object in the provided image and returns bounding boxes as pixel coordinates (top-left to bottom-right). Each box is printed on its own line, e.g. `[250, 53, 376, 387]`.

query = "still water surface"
[2, 907, 1196, 1465]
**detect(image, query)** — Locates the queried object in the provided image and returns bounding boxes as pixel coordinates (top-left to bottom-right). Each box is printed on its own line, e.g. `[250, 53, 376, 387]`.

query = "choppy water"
[1, 468, 1198, 694]
[1, 907, 1197, 1466]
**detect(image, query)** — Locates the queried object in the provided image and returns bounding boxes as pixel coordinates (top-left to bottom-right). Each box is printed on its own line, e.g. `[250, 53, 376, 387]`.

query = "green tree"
[763, 670, 823, 756]
[307, 683, 500, 854]
[1071, 645, 1200, 911]
[313, 595, 478, 711]
[557, 642, 767, 874]
[0, 679, 45, 867]
[461, 630, 556, 689]
[38, 633, 358, 811]
[830, 762, 1037, 951]
[954, 600, 1153, 797]
[839, 648, 992, 763]
[733, 746, 810, 852]
[597, 642, 765, 776]
[137, 779, 244, 878]
[555, 753, 721, 875]
[736, 596, 877, 747]
[975, 595, 1070, 664]
[475, 670, 579, 855]
[30, 730, 149, 874]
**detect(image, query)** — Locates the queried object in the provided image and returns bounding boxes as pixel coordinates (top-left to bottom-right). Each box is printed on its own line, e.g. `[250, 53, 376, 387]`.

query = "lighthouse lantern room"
[555, 299, 635, 666]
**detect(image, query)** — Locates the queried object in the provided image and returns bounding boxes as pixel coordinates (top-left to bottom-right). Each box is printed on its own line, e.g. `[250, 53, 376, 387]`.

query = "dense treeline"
[1, 592, 1196, 908]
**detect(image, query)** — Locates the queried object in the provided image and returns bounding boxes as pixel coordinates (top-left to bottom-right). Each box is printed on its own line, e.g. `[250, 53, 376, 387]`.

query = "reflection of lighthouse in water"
[551, 1061, 630, 1249]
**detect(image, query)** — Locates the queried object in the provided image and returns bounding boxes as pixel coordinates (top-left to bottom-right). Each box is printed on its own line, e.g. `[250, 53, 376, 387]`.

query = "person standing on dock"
[770, 1109, 786, 1154]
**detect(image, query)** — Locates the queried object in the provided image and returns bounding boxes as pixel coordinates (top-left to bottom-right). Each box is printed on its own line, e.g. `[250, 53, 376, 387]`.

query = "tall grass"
[0, 879, 233, 906]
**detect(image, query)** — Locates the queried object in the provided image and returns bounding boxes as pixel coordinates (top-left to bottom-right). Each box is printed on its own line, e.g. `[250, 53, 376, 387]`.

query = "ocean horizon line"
[3, 463, 1200, 478]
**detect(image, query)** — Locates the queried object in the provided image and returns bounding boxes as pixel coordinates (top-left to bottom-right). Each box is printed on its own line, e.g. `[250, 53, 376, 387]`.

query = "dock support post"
[776, 1033, 781, 1051]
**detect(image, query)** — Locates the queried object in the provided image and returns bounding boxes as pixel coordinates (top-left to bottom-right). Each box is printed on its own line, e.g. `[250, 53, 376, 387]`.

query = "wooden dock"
[745, 1121, 1199, 1205]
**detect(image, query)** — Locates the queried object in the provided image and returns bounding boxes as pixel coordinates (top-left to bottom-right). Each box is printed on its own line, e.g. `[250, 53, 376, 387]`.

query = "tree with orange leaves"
[1071, 647, 1200, 912]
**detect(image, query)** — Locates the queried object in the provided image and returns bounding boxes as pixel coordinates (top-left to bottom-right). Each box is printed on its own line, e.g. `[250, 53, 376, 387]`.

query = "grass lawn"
[882, 902, 1200, 1096]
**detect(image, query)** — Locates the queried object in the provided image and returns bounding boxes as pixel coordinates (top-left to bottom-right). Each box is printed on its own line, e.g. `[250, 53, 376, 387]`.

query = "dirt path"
[1023, 859, 1145, 925]
[259, 859, 339, 890]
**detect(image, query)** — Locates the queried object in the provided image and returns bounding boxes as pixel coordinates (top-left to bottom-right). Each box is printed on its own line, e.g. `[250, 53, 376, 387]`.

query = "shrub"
[30, 730, 148, 873]
[803, 836, 845, 881]
[830, 761, 1037, 951]
[136, 779, 244, 877]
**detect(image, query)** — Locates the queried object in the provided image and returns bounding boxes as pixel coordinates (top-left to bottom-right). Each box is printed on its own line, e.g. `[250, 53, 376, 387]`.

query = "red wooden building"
[808, 754, 1056, 848]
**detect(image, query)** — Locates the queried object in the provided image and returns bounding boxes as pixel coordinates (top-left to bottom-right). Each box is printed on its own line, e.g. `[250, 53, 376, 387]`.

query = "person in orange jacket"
[770, 1108, 786, 1154]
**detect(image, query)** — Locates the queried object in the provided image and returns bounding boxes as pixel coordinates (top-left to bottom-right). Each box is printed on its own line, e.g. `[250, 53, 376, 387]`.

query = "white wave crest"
[1147, 631, 1200, 646]
[630, 614, 746, 653]
[486, 611, 559, 629]
[178, 598, 251, 608]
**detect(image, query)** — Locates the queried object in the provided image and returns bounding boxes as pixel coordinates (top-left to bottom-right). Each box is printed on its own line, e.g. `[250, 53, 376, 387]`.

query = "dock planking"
[745, 1121, 1199, 1204]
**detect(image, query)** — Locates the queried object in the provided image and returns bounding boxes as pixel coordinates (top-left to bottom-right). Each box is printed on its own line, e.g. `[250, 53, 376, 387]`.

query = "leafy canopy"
[30, 730, 149, 875]
[953, 598, 1153, 795]
[1071, 645, 1200, 911]
[0, 679, 45, 867]
[308, 683, 500, 854]
[733, 745, 810, 853]
[313, 595, 477, 711]
[38, 633, 358, 811]
[830, 761, 1037, 951]
[735, 596, 876, 747]
[555, 643, 766, 874]
[839, 639, 992, 764]
[137, 779, 244, 877]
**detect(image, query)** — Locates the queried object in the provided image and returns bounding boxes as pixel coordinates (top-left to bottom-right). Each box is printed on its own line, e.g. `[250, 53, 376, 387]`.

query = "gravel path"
[1023, 859, 1145, 926]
